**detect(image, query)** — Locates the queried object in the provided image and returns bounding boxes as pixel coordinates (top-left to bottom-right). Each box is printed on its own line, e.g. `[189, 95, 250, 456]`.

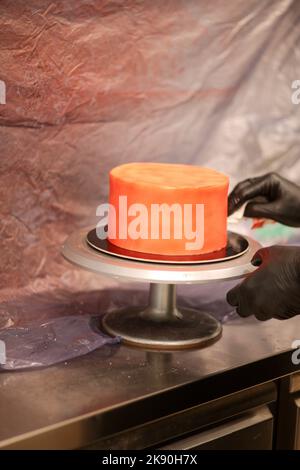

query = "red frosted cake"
[107, 163, 229, 256]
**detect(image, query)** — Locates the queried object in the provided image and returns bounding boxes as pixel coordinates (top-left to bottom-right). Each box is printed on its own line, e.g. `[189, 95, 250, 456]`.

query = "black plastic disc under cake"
[86, 228, 249, 265]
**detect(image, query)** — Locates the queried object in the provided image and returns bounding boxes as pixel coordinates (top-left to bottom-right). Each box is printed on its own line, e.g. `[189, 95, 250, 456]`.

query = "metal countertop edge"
[1, 348, 299, 450]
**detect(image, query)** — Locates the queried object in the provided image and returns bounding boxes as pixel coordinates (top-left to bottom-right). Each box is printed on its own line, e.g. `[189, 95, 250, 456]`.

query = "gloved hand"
[228, 173, 300, 226]
[227, 245, 300, 321]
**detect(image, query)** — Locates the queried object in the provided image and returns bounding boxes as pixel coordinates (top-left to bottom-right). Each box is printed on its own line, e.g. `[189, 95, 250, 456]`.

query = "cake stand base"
[102, 283, 222, 349]
[63, 227, 261, 351]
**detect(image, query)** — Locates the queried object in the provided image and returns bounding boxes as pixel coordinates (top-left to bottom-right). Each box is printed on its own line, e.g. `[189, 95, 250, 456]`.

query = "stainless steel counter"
[0, 314, 299, 449]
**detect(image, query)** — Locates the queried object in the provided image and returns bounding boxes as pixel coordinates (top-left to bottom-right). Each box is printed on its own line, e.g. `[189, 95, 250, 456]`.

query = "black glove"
[227, 245, 300, 321]
[228, 173, 300, 226]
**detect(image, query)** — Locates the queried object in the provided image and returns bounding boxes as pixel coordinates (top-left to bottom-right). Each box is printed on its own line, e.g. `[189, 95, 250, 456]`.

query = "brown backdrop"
[1, 0, 299, 326]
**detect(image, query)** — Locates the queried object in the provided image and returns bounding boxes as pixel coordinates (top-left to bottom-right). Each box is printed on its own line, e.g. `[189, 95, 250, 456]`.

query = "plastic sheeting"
[1, 0, 300, 330]
[0, 315, 120, 370]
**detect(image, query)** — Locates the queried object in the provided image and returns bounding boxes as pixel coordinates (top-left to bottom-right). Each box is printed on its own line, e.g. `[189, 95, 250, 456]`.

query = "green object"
[253, 223, 296, 244]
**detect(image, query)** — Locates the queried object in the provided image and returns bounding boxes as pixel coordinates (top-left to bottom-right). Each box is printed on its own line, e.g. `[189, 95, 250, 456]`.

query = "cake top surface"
[110, 163, 228, 189]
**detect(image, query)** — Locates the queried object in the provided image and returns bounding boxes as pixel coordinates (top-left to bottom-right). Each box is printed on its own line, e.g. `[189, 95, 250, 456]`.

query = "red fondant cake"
[108, 163, 229, 255]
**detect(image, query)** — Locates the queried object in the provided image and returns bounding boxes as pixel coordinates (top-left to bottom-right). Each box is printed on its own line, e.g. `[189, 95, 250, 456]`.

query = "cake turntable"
[62, 227, 261, 350]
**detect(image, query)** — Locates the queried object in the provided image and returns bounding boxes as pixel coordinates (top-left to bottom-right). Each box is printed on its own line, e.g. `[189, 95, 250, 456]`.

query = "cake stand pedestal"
[62, 227, 261, 350]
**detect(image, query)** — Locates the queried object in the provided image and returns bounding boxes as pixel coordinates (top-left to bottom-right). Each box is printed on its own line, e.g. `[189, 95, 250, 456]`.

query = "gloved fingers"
[273, 313, 289, 320]
[251, 247, 270, 266]
[251, 253, 263, 267]
[226, 283, 253, 318]
[236, 297, 253, 318]
[227, 244, 300, 322]
[237, 286, 277, 321]
[274, 308, 299, 320]
[254, 307, 273, 321]
[226, 283, 240, 306]
[226, 283, 279, 320]
[228, 174, 274, 215]
[228, 180, 252, 215]
[253, 290, 291, 321]
[244, 201, 276, 220]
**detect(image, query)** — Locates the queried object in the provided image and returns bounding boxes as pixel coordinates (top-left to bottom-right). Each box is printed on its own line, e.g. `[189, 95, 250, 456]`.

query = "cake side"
[107, 163, 229, 256]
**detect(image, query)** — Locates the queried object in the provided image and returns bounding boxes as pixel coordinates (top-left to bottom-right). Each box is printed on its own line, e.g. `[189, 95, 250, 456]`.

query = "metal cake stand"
[62, 227, 261, 350]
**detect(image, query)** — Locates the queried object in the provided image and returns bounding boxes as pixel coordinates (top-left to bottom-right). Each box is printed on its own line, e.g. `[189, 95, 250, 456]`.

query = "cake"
[107, 163, 229, 256]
